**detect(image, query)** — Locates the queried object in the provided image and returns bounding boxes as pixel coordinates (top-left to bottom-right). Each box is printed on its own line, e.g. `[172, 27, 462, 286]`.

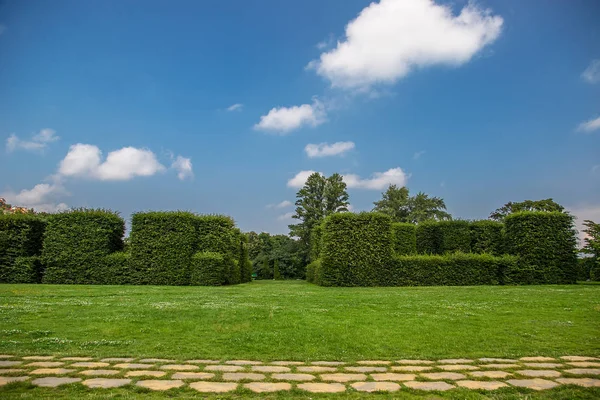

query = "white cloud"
[413, 150, 426, 160]
[308, 0, 503, 90]
[568, 204, 600, 246]
[59, 144, 165, 181]
[2, 182, 69, 213]
[268, 200, 293, 209]
[287, 170, 320, 188]
[227, 103, 244, 111]
[6, 128, 59, 152]
[343, 167, 408, 190]
[582, 60, 600, 84]
[277, 212, 295, 221]
[171, 155, 193, 180]
[305, 141, 355, 158]
[577, 116, 600, 133]
[254, 98, 326, 134]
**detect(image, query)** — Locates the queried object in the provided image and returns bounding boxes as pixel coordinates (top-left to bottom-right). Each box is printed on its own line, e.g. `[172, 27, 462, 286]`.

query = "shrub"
[129, 211, 197, 286]
[238, 234, 252, 283]
[273, 259, 281, 280]
[590, 259, 599, 282]
[470, 220, 504, 255]
[437, 220, 471, 253]
[505, 211, 578, 284]
[42, 209, 124, 284]
[416, 222, 440, 254]
[0, 214, 46, 281]
[306, 260, 315, 283]
[391, 223, 416, 255]
[89, 252, 132, 285]
[309, 224, 323, 262]
[390, 253, 518, 286]
[577, 257, 595, 281]
[0, 256, 43, 283]
[320, 212, 393, 286]
[190, 252, 228, 286]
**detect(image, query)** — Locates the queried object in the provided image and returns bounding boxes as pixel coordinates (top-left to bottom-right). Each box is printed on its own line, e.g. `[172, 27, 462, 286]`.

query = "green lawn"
[1, 280, 599, 360]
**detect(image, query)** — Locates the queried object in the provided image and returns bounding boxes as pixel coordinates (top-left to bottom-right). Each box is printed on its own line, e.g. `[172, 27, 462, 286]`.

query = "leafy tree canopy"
[372, 185, 451, 223]
[489, 198, 565, 221]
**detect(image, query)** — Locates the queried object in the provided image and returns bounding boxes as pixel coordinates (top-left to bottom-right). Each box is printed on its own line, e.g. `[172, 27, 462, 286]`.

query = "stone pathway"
[0, 354, 599, 393]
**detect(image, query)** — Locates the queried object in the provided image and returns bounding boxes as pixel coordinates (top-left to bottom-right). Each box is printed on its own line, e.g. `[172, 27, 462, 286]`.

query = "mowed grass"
[1, 280, 599, 360]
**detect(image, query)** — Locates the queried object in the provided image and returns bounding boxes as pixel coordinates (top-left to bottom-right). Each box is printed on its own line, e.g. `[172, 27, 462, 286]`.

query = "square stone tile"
[159, 364, 199, 371]
[190, 381, 237, 392]
[421, 372, 466, 380]
[82, 378, 131, 388]
[0, 361, 22, 367]
[321, 373, 366, 382]
[171, 372, 214, 380]
[70, 362, 110, 368]
[125, 370, 166, 377]
[225, 360, 262, 365]
[101, 358, 134, 363]
[61, 357, 93, 361]
[139, 358, 175, 363]
[30, 368, 75, 375]
[26, 362, 64, 368]
[204, 365, 243, 372]
[271, 361, 304, 366]
[371, 373, 415, 381]
[222, 372, 265, 381]
[272, 373, 315, 381]
[567, 362, 600, 368]
[0, 376, 29, 386]
[556, 378, 600, 387]
[351, 381, 400, 392]
[404, 381, 455, 391]
[479, 358, 518, 363]
[520, 356, 556, 362]
[564, 368, 600, 375]
[186, 359, 220, 364]
[392, 365, 432, 372]
[244, 382, 291, 392]
[251, 365, 290, 373]
[507, 378, 559, 390]
[523, 363, 563, 368]
[297, 366, 336, 373]
[438, 364, 479, 371]
[456, 380, 508, 390]
[561, 356, 599, 362]
[517, 369, 561, 378]
[79, 369, 121, 376]
[298, 382, 346, 392]
[438, 359, 473, 364]
[136, 380, 184, 390]
[471, 370, 512, 379]
[114, 363, 154, 369]
[23, 356, 55, 361]
[396, 360, 434, 365]
[31, 377, 81, 387]
[312, 361, 345, 366]
[357, 360, 391, 365]
[345, 366, 387, 373]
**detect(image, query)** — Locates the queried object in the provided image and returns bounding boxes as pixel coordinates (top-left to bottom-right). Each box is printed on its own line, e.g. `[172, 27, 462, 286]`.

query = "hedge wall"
[129, 211, 197, 286]
[470, 220, 504, 255]
[0, 256, 43, 283]
[239, 234, 252, 283]
[89, 252, 132, 285]
[320, 212, 393, 286]
[190, 251, 228, 286]
[42, 210, 124, 284]
[0, 214, 46, 283]
[416, 222, 440, 255]
[390, 253, 518, 286]
[437, 220, 471, 254]
[505, 211, 577, 284]
[391, 223, 416, 255]
[309, 223, 323, 262]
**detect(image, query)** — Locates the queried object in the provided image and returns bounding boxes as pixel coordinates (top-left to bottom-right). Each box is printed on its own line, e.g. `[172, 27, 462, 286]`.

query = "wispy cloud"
[577, 116, 600, 133]
[227, 103, 244, 112]
[582, 59, 600, 84]
[6, 128, 59, 153]
[343, 167, 409, 190]
[305, 141, 355, 158]
[277, 212, 295, 221]
[267, 200, 293, 209]
[254, 98, 325, 134]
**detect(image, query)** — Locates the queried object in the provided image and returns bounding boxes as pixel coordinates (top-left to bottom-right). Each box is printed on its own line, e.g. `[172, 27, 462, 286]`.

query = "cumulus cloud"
[343, 167, 408, 190]
[305, 141, 355, 158]
[277, 212, 295, 221]
[6, 128, 59, 152]
[582, 60, 600, 84]
[268, 200, 293, 209]
[59, 144, 166, 181]
[254, 98, 326, 134]
[568, 204, 600, 246]
[308, 0, 503, 90]
[171, 155, 194, 180]
[227, 103, 244, 111]
[2, 182, 69, 213]
[287, 170, 320, 188]
[577, 116, 600, 133]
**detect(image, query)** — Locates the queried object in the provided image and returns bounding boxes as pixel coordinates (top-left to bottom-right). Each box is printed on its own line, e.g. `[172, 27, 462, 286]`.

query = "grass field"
[1, 280, 599, 360]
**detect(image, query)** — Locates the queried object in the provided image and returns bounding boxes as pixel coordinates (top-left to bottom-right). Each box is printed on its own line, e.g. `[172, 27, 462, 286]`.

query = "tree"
[582, 220, 600, 257]
[372, 186, 451, 223]
[273, 259, 281, 280]
[289, 172, 350, 264]
[489, 199, 565, 221]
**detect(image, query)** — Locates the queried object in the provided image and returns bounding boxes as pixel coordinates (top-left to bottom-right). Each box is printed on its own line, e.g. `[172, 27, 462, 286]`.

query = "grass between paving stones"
[0, 280, 599, 360]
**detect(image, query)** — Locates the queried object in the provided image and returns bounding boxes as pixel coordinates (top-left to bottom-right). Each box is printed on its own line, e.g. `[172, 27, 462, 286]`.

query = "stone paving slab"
[225, 360, 262, 365]
[251, 365, 290, 373]
[297, 366, 336, 372]
[351, 381, 400, 392]
[190, 381, 237, 392]
[517, 369, 561, 378]
[272, 373, 315, 381]
[561, 356, 599, 362]
[222, 372, 265, 381]
[483, 363, 521, 369]
[61, 357, 93, 361]
[32, 377, 81, 387]
[0, 369, 25, 374]
[357, 360, 391, 365]
[23, 356, 54, 361]
[299, 382, 346, 393]
[114, 363, 154, 369]
[456, 380, 508, 390]
[564, 368, 600, 375]
[421, 372, 466, 380]
[160, 364, 199, 371]
[205, 365, 244, 372]
[125, 370, 166, 377]
[313, 361, 345, 366]
[186, 359, 220, 364]
[321, 373, 366, 382]
[438, 364, 479, 371]
[404, 381, 455, 391]
[79, 369, 121, 376]
[272, 361, 304, 366]
[71, 362, 110, 368]
[82, 378, 131, 388]
[0, 361, 22, 367]
[26, 361, 64, 367]
[139, 358, 176, 363]
[523, 362, 563, 368]
[136, 379, 184, 390]
[371, 373, 415, 381]
[30, 368, 75, 375]
[438, 359, 474, 364]
[396, 360, 434, 365]
[244, 382, 291, 392]
[0, 376, 29, 386]
[520, 357, 556, 362]
[0, 355, 15, 359]
[471, 370, 512, 379]
[392, 365, 432, 372]
[171, 372, 215, 380]
[479, 358, 518, 363]
[345, 366, 387, 373]
[101, 358, 134, 363]
[567, 362, 600, 368]
[507, 378, 559, 390]
[556, 378, 600, 387]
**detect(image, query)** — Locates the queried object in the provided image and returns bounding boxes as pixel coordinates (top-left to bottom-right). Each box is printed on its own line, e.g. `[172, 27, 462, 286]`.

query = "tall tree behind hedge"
[490, 198, 565, 221]
[582, 220, 600, 281]
[372, 185, 410, 222]
[324, 173, 350, 214]
[373, 185, 451, 223]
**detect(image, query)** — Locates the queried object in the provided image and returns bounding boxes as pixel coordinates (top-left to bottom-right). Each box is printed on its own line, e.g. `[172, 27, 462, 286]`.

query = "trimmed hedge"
[190, 251, 228, 286]
[390, 253, 518, 286]
[0, 214, 46, 282]
[505, 211, 577, 284]
[89, 252, 132, 285]
[391, 223, 416, 255]
[321, 212, 393, 287]
[309, 224, 323, 262]
[306, 259, 322, 285]
[42, 210, 124, 284]
[239, 234, 252, 283]
[416, 222, 440, 255]
[437, 220, 471, 253]
[0, 256, 43, 283]
[470, 220, 504, 255]
[130, 211, 197, 286]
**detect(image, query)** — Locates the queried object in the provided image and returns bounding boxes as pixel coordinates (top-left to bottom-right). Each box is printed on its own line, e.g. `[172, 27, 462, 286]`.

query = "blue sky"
[0, 0, 599, 236]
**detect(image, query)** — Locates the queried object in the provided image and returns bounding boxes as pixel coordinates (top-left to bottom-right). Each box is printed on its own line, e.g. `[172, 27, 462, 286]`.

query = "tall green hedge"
[504, 211, 577, 284]
[129, 211, 197, 286]
[89, 252, 132, 285]
[437, 220, 471, 253]
[190, 251, 228, 286]
[391, 223, 416, 255]
[309, 223, 323, 262]
[0, 256, 43, 283]
[42, 210, 124, 284]
[320, 212, 393, 287]
[470, 220, 504, 255]
[239, 234, 252, 283]
[416, 222, 440, 254]
[390, 253, 518, 286]
[0, 214, 46, 283]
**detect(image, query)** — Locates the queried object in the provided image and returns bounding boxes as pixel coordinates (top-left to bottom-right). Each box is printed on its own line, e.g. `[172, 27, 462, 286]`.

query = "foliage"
[437, 220, 471, 253]
[391, 222, 416, 255]
[504, 211, 578, 284]
[309, 223, 323, 262]
[90, 252, 132, 285]
[581, 220, 600, 258]
[0, 214, 46, 283]
[0, 197, 35, 215]
[415, 221, 440, 254]
[273, 259, 281, 280]
[0, 256, 43, 283]
[390, 253, 518, 286]
[190, 251, 228, 286]
[239, 234, 252, 283]
[470, 220, 504, 255]
[42, 209, 124, 284]
[372, 185, 451, 223]
[320, 212, 393, 286]
[490, 198, 565, 221]
[247, 232, 304, 280]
